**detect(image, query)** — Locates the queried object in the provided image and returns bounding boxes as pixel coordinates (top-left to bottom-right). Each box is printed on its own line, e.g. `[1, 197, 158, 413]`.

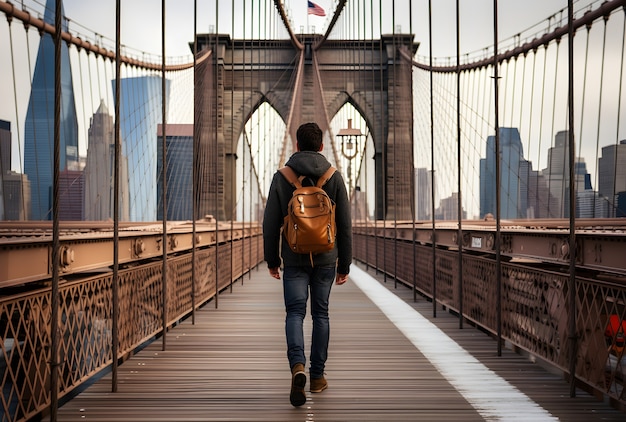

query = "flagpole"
[307, 2, 310, 33]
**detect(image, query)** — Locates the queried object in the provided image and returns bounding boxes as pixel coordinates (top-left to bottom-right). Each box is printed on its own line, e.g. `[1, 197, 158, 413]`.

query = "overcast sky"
[54, 0, 600, 60]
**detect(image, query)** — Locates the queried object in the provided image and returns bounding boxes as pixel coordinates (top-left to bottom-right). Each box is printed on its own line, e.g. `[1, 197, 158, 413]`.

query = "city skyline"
[0, 0, 623, 221]
[23, 0, 79, 220]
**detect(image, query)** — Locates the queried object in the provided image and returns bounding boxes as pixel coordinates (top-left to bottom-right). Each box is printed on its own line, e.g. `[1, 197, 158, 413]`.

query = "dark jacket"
[263, 151, 352, 274]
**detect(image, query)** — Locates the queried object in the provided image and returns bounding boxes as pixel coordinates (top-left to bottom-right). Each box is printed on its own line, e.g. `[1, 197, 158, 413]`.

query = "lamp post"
[337, 119, 363, 221]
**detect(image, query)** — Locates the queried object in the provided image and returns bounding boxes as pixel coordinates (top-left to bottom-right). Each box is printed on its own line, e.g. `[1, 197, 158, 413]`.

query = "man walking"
[263, 122, 352, 407]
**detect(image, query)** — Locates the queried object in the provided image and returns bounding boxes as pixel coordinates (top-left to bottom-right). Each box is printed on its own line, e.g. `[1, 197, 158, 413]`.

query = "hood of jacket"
[284, 151, 331, 178]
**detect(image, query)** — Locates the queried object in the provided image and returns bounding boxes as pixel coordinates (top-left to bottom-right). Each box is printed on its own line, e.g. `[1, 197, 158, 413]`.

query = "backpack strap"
[278, 166, 303, 189]
[316, 166, 336, 188]
[279, 165, 336, 189]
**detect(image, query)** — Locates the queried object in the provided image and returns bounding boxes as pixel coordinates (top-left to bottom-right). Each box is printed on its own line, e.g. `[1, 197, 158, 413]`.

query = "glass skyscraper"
[156, 124, 193, 221]
[479, 128, 525, 219]
[24, 0, 79, 220]
[114, 76, 170, 221]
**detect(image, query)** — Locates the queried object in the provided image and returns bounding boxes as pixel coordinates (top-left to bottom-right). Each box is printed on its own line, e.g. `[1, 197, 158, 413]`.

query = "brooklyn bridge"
[0, 0, 626, 420]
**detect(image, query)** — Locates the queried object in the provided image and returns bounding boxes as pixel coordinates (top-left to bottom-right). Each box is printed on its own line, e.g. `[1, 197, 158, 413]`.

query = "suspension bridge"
[0, 0, 626, 420]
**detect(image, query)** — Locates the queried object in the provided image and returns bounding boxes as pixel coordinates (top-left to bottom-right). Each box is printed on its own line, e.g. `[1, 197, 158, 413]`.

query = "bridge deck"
[48, 263, 625, 421]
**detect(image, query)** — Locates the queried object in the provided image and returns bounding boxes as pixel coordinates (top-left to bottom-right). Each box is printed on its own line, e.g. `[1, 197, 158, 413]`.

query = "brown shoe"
[290, 363, 306, 407]
[310, 376, 328, 393]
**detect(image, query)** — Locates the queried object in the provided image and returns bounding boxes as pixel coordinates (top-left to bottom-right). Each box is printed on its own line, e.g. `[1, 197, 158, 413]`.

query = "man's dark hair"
[296, 122, 323, 152]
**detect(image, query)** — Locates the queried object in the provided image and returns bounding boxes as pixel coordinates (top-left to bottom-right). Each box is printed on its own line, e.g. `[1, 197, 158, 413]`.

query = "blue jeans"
[283, 265, 335, 379]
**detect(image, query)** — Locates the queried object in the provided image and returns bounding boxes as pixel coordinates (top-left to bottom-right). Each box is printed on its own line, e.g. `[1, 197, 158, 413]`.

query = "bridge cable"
[111, 0, 121, 393]
[493, 0, 502, 355]
[578, 24, 592, 215]
[455, 0, 464, 329]
[378, 0, 385, 279]
[7, 14, 26, 217]
[612, 5, 626, 217]
[192, 0, 198, 322]
[567, 0, 579, 398]
[428, 0, 437, 318]
[228, 0, 235, 290]
[50, 0, 62, 418]
[409, 0, 418, 303]
[215, 0, 220, 304]
[548, 37, 561, 216]
[593, 16, 609, 215]
[392, 0, 397, 290]
[160, 0, 168, 350]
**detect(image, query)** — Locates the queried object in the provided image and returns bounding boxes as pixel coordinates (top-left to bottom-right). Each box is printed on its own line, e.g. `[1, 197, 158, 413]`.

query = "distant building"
[1, 119, 11, 220]
[59, 170, 84, 221]
[0, 119, 10, 175]
[542, 130, 590, 218]
[2, 172, 30, 220]
[436, 192, 466, 220]
[24, 0, 79, 220]
[157, 124, 193, 220]
[84, 101, 130, 221]
[525, 167, 553, 218]
[480, 128, 528, 219]
[598, 140, 626, 217]
[114, 76, 171, 221]
[415, 167, 432, 221]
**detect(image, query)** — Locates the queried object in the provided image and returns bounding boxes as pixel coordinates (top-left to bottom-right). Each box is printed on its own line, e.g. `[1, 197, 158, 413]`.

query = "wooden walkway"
[48, 263, 625, 421]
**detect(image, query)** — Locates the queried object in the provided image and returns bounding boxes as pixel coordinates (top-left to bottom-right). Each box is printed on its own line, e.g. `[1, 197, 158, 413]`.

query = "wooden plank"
[47, 263, 625, 421]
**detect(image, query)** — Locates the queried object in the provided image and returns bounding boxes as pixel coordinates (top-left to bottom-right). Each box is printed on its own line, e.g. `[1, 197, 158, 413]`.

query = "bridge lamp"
[337, 118, 361, 161]
[337, 119, 363, 219]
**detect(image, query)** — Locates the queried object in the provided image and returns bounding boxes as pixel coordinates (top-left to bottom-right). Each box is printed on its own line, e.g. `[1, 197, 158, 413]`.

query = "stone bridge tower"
[194, 33, 418, 221]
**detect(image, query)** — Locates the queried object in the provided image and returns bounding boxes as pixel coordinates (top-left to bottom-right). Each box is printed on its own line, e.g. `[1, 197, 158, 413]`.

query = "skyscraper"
[0, 119, 10, 175]
[415, 167, 432, 221]
[598, 140, 626, 217]
[84, 101, 130, 221]
[157, 124, 193, 221]
[58, 169, 84, 220]
[1, 119, 11, 220]
[2, 173, 30, 221]
[23, 0, 79, 220]
[480, 128, 527, 219]
[543, 130, 590, 218]
[114, 76, 170, 221]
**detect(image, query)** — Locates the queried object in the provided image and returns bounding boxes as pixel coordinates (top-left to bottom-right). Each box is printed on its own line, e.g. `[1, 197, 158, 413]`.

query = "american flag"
[308, 1, 326, 17]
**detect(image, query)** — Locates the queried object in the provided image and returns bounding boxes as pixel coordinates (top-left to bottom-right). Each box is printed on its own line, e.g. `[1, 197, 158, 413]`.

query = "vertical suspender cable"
[192, 0, 198, 323]
[455, 0, 463, 329]
[493, 0, 503, 356]
[392, 0, 397, 289]
[251, 0, 257, 278]
[161, 0, 168, 350]
[367, 0, 374, 271]
[7, 17, 22, 217]
[567, 0, 578, 398]
[380, 0, 386, 282]
[229, 0, 235, 291]
[241, 0, 246, 285]
[578, 25, 591, 214]
[593, 17, 609, 214]
[215, 0, 220, 304]
[613, 6, 626, 217]
[409, 0, 417, 302]
[50, 0, 61, 419]
[112, 0, 121, 392]
[429, 0, 437, 318]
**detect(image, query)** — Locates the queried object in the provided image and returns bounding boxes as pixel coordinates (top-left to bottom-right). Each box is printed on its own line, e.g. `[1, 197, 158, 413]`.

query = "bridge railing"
[0, 224, 263, 422]
[354, 221, 626, 409]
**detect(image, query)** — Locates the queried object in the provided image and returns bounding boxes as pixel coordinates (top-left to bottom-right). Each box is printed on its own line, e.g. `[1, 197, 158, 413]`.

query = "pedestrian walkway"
[49, 263, 625, 421]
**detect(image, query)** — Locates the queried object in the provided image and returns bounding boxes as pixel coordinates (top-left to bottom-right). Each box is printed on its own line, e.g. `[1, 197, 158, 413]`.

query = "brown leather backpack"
[279, 166, 337, 261]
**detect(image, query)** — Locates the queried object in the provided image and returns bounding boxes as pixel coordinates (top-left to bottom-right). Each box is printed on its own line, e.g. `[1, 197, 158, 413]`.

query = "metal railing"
[354, 221, 626, 409]
[0, 225, 262, 422]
